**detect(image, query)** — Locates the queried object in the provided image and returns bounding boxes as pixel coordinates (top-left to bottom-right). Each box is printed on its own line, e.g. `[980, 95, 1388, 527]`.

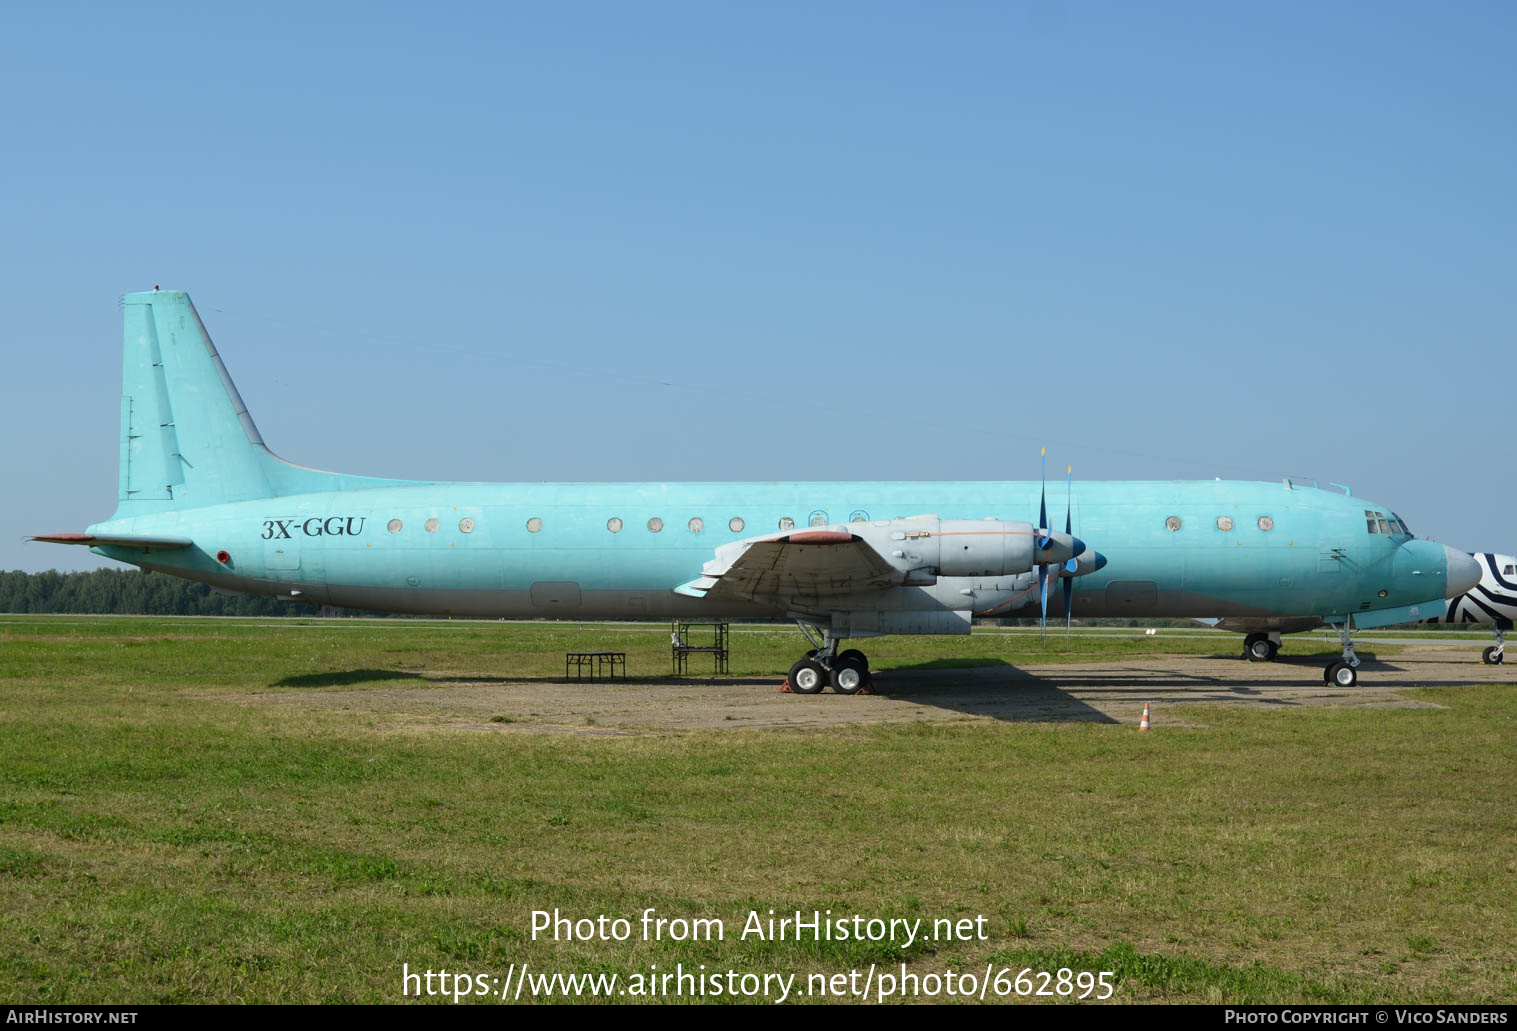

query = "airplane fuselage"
[93, 478, 1461, 628]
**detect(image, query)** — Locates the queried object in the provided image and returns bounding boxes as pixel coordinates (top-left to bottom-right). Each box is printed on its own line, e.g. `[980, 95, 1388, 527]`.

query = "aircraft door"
[265, 540, 300, 573]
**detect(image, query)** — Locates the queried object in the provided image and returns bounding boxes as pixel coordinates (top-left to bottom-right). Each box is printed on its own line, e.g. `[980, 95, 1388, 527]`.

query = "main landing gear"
[1243, 632, 1281, 662]
[1324, 621, 1361, 687]
[1482, 626, 1506, 666]
[785, 623, 872, 695]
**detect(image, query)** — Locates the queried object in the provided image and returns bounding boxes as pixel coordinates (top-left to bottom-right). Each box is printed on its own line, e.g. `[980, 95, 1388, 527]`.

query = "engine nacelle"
[853, 516, 1083, 580]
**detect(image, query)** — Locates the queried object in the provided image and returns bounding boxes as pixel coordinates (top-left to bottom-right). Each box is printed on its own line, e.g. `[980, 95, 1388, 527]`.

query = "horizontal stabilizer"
[29, 532, 194, 550]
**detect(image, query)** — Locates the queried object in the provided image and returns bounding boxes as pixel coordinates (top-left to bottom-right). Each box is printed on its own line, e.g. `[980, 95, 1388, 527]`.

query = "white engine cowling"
[852, 516, 1077, 579]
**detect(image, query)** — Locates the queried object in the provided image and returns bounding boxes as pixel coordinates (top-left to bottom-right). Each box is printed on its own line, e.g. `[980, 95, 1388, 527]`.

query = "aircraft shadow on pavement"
[867, 665, 1119, 724]
[1264, 651, 1403, 672]
[269, 669, 780, 688]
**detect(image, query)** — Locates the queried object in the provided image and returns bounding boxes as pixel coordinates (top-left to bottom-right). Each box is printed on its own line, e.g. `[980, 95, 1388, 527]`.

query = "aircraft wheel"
[838, 648, 869, 673]
[788, 658, 827, 695]
[1325, 661, 1357, 687]
[831, 657, 868, 695]
[1266, 641, 1280, 662]
[1245, 634, 1272, 662]
[1482, 646, 1502, 666]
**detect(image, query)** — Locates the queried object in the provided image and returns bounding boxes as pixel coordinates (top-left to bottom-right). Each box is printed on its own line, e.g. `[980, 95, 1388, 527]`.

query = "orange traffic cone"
[1139, 702, 1151, 731]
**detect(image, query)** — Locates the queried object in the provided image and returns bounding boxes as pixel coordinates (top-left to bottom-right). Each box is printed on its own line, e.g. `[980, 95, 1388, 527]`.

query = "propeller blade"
[1039, 562, 1049, 641]
[1062, 464, 1076, 635]
[1065, 468, 1071, 528]
[1037, 448, 1051, 550]
[1064, 464, 1077, 572]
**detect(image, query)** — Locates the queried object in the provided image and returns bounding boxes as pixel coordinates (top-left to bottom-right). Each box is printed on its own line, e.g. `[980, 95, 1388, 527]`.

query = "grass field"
[0, 615, 1512, 1004]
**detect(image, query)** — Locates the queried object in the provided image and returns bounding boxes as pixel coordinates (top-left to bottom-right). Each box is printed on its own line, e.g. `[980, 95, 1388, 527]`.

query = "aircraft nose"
[1444, 547, 1481, 596]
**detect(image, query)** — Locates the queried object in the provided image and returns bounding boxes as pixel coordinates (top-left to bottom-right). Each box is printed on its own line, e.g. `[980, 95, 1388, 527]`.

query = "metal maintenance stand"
[565, 651, 625, 680]
[671, 621, 729, 676]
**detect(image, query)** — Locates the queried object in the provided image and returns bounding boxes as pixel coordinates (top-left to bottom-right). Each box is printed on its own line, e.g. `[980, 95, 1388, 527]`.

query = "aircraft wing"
[675, 529, 899, 603]
[29, 533, 194, 551]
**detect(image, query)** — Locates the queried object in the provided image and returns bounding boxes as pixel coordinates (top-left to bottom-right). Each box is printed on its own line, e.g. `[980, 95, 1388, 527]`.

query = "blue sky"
[3, 1, 1513, 571]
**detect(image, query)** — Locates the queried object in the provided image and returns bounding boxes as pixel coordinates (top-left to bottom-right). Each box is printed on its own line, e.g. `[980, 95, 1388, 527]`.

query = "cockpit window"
[1365, 510, 1402, 535]
[1393, 513, 1412, 536]
[1505, 564, 1515, 575]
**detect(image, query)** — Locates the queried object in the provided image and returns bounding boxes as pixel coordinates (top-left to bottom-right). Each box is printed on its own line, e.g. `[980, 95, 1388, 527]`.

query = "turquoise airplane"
[32, 290, 1481, 693]
[1198, 547, 1515, 667]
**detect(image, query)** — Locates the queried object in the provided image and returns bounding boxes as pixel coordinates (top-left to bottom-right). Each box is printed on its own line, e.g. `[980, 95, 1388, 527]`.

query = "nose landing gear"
[1324, 620, 1361, 687]
[1482, 626, 1506, 666]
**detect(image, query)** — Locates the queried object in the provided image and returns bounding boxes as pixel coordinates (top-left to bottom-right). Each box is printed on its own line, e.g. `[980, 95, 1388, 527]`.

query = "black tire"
[788, 658, 827, 695]
[831, 657, 867, 695]
[1326, 660, 1357, 687]
[1483, 646, 1500, 665]
[1266, 641, 1280, 662]
[838, 648, 869, 673]
[1245, 634, 1272, 662]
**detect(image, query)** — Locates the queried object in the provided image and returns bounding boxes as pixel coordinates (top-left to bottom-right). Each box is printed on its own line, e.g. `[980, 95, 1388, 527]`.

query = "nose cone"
[1092, 551, 1108, 572]
[1069, 536, 1086, 558]
[1444, 547, 1481, 597]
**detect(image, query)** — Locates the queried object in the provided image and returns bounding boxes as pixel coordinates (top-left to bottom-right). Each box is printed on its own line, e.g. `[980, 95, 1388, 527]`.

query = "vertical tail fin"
[119, 289, 273, 509]
[114, 289, 421, 515]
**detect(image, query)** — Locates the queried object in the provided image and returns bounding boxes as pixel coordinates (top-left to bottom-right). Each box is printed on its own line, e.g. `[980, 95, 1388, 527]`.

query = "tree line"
[0, 569, 355, 617]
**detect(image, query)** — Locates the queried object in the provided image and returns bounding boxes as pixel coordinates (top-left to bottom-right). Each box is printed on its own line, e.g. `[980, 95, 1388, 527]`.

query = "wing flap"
[689, 529, 898, 603]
